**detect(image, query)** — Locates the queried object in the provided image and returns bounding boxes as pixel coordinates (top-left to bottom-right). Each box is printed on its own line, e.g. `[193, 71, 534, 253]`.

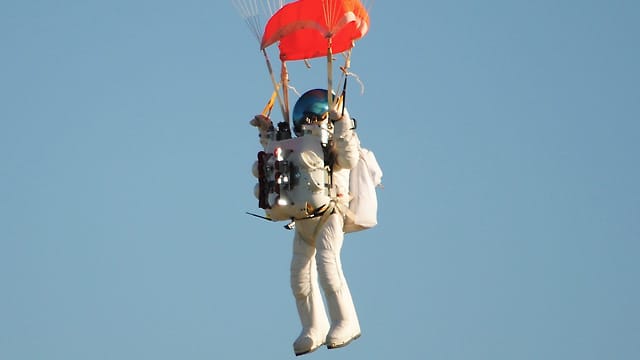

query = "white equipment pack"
[344, 147, 383, 233]
[253, 136, 331, 221]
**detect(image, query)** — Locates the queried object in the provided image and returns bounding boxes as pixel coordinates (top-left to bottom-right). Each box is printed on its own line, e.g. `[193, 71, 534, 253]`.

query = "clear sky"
[2, 1, 639, 359]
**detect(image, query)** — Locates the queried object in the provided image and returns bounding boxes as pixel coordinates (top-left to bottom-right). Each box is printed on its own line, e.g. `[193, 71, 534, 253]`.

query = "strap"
[309, 198, 355, 239]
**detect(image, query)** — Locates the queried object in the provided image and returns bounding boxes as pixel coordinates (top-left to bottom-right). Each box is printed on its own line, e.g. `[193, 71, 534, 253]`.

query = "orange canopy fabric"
[261, 0, 370, 61]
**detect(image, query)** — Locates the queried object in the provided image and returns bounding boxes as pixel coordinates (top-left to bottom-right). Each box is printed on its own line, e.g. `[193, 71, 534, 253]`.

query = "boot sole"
[295, 342, 325, 356]
[327, 333, 361, 350]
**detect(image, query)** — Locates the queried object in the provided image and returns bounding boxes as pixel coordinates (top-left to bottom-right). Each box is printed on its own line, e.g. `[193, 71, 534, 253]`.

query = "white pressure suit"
[251, 107, 361, 356]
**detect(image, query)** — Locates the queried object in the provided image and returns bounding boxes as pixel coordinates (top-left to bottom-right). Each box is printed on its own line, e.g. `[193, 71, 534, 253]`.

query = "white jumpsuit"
[254, 110, 361, 355]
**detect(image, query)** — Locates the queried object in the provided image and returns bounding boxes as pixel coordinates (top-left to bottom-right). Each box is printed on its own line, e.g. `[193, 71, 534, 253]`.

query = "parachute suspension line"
[345, 70, 365, 95]
[288, 83, 301, 98]
[262, 48, 287, 121]
[326, 0, 345, 34]
[281, 61, 291, 125]
[322, 0, 333, 34]
[340, 56, 350, 117]
[231, 0, 261, 42]
[262, 89, 278, 117]
[339, 72, 348, 117]
[232, 0, 288, 122]
[263, 0, 285, 17]
[323, 0, 339, 108]
[335, 50, 351, 100]
[327, 36, 335, 108]
[337, 51, 366, 96]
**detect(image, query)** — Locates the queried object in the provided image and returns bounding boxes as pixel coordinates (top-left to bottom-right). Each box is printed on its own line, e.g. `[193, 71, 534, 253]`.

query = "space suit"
[250, 89, 362, 356]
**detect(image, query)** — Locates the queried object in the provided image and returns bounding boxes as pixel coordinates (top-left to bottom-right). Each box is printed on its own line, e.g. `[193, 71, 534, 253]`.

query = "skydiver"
[250, 89, 362, 356]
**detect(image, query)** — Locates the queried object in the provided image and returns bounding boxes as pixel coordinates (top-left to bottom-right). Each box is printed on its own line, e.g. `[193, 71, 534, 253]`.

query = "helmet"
[292, 89, 330, 136]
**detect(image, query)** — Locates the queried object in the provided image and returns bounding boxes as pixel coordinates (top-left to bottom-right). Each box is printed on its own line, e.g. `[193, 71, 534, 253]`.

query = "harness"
[283, 138, 355, 234]
[251, 125, 357, 231]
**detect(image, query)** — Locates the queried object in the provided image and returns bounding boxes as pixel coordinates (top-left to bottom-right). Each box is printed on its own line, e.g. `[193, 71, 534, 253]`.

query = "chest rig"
[254, 122, 335, 222]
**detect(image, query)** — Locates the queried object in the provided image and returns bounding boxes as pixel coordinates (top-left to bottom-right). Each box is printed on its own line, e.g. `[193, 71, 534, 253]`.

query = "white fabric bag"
[344, 147, 383, 233]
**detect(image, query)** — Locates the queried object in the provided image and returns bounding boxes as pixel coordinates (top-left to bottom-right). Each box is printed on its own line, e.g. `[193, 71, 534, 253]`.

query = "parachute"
[233, 0, 372, 125]
[260, 0, 370, 61]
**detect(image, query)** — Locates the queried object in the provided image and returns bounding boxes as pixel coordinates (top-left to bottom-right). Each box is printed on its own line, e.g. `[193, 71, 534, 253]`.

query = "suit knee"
[317, 257, 344, 293]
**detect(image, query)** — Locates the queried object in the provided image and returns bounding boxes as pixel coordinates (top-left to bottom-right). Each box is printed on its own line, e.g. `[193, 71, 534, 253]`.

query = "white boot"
[293, 291, 330, 356]
[325, 287, 361, 349]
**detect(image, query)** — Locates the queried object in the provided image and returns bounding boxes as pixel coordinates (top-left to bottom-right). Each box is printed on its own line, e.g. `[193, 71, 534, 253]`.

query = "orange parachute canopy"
[261, 0, 370, 61]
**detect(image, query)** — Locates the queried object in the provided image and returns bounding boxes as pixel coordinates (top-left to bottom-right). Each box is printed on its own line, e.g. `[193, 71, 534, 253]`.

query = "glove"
[330, 103, 355, 138]
[329, 100, 350, 122]
[250, 115, 273, 148]
[249, 115, 273, 131]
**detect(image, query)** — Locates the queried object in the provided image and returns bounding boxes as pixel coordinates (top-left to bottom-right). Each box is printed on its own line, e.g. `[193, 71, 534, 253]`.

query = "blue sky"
[1, 1, 639, 359]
